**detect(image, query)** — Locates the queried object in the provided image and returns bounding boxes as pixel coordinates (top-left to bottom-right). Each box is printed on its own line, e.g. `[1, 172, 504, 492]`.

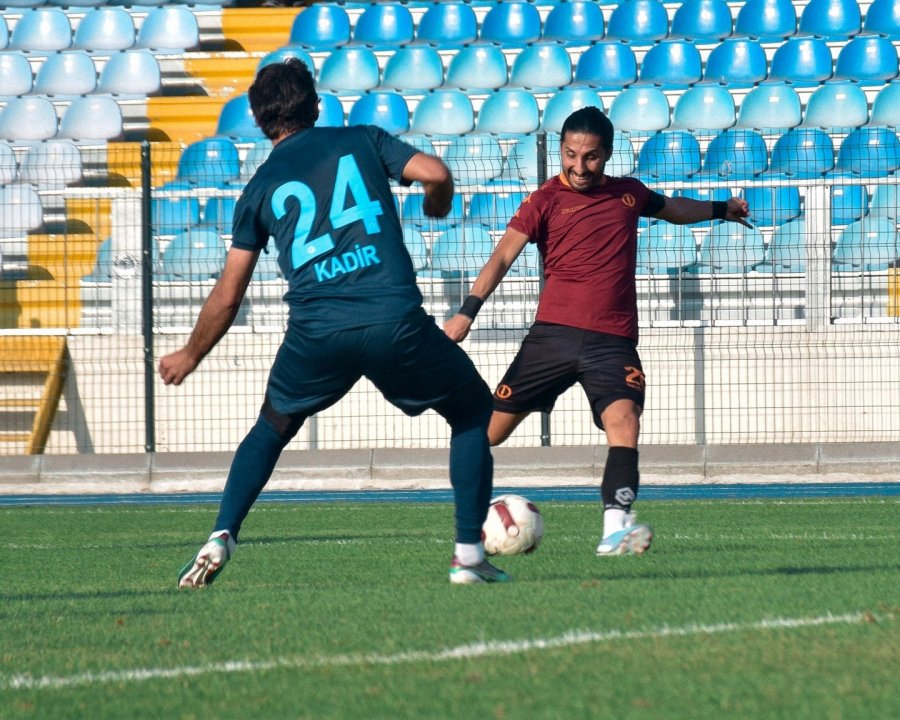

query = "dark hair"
[248, 58, 319, 140]
[560, 106, 614, 151]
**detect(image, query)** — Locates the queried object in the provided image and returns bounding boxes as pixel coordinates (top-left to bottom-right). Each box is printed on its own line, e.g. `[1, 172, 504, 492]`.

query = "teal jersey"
[231, 125, 422, 330]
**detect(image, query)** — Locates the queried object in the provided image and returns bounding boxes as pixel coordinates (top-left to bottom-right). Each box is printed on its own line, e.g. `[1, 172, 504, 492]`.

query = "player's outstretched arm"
[159, 247, 258, 386]
[444, 228, 531, 343]
[655, 196, 752, 228]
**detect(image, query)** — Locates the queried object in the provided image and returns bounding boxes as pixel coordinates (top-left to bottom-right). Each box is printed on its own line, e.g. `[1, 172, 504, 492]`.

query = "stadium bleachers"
[0, 0, 893, 333]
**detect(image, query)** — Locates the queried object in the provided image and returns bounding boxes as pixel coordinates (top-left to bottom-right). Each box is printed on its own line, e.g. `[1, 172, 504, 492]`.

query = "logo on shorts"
[621, 193, 636, 208]
[624, 366, 646, 391]
[615, 488, 636, 506]
[495, 384, 513, 400]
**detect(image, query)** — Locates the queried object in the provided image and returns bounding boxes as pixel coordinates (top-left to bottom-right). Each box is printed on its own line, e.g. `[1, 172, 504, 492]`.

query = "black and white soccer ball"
[482, 494, 544, 555]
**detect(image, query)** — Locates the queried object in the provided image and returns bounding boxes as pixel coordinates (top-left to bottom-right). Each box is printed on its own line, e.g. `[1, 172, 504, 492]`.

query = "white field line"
[3, 611, 885, 692]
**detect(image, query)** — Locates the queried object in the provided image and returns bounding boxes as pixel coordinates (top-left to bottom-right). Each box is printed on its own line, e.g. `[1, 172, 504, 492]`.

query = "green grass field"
[2, 495, 897, 720]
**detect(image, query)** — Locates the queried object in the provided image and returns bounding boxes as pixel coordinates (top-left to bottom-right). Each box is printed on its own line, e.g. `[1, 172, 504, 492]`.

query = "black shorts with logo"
[493, 322, 646, 429]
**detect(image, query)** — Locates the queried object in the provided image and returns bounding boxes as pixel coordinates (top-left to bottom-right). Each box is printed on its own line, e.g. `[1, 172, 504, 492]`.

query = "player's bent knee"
[260, 396, 305, 443]
[435, 376, 493, 428]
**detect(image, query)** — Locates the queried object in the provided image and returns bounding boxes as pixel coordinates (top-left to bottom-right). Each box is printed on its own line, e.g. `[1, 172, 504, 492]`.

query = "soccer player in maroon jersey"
[444, 106, 751, 556]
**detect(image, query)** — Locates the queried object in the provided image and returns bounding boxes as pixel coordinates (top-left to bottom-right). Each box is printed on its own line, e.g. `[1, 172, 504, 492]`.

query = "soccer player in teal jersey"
[161, 59, 508, 587]
[445, 107, 752, 556]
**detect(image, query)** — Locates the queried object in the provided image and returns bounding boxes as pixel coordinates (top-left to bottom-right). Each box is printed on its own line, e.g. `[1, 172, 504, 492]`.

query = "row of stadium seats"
[0, 5, 199, 53]
[79, 214, 899, 290]
[0, 49, 161, 97]
[284, 0, 900, 50]
[286, 36, 900, 94]
[0, 95, 123, 141]
[212, 81, 900, 143]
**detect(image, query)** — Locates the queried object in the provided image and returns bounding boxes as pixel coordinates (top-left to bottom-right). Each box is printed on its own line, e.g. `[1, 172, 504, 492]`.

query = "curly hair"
[248, 58, 319, 140]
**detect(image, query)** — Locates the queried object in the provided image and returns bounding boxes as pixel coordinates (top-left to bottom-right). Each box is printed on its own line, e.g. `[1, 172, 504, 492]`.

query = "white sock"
[603, 508, 627, 539]
[455, 542, 484, 565]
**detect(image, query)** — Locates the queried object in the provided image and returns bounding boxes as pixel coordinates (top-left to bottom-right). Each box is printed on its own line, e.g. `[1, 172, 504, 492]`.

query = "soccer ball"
[482, 494, 543, 555]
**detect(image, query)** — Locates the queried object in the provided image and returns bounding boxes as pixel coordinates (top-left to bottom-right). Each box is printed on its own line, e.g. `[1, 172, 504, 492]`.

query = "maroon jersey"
[508, 174, 654, 342]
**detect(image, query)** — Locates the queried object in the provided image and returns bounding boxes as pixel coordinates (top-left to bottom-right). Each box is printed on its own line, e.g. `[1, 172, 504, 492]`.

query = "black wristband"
[711, 201, 728, 220]
[458, 295, 483, 320]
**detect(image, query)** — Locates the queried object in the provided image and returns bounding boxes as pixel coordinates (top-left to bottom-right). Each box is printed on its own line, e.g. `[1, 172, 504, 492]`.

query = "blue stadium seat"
[608, 86, 670, 133]
[833, 126, 900, 177]
[606, 0, 668, 44]
[351, 3, 414, 49]
[135, 6, 199, 53]
[671, 84, 735, 132]
[542, 87, 604, 133]
[18, 139, 82, 189]
[769, 127, 834, 177]
[159, 228, 226, 281]
[670, 0, 732, 41]
[415, 2, 478, 48]
[479, 2, 542, 46]
[9, 8, 71, 52]
[834, 35, 899, 84]
[445, 44, 508, 92]
[59, 95, 123, 142]
[442, 134, 504, 184]
[240, 140, 272, 183]
[381, 46, 443, 92]
[508, 43, 572, 91]
[430, 223, 496, 277]
[831, 184, 869, 225]
[833, 217, 898, 270]
[673, 186, 732, 222]
[542, 1, 605, 44]
[766, 219, 806, 272]
[703, 38, 768, 87]
[0, 51, 33, 97]
[82, 238, 113, 283]
[768, 36, 833, 86]
[96, 50, 161, 96]
[402, 227, 428, 274]
[798, 0, 861, 40]
[0, 184, 42, 236]
[734, 0, 797, 41]
[736, 83, 802, 132]
[864, 0, 900, 39]
[500, 133, 540, 183]
[0, 141, 16, 184]
[72, 7, 135, 52]
[609, 133, 636, 176]
[741, 186, 801, 226]
[870, 81, 900, 127]
[203, 196, 237, 234]
[0, 17, 8, 51]
[636, 222, 697, 273]
[573, 42, 637, 89]
[699, 129, 768, 179]
[635, 131, 702, 181]
[348, 92, 409, 135]
[316, 93, 344, 128]
[401, 192, 464, 231]
[215, 93, 264, 141]
[869, 184, 900, 219]
[409, 90, 474, 135]
[0, 97, 58, 141]
[637, 40, 702, 88]
[802, 81, 869, 130]
[258, 47, 315, 76]
[289, 5, 350, 49]
[33, 51, 97, 97]
[399, 135, 435, 157]
[176, 138, 241, 188]
[468, 182, 527, 230]
[153, 189, 202, 236]
[476, 89, 540, 135]
[318, 47, 380, 93]
[694, 222, 767, 272]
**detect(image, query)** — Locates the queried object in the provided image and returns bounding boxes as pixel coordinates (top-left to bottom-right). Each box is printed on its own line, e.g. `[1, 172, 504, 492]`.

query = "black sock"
[600, 446, 640, 511]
